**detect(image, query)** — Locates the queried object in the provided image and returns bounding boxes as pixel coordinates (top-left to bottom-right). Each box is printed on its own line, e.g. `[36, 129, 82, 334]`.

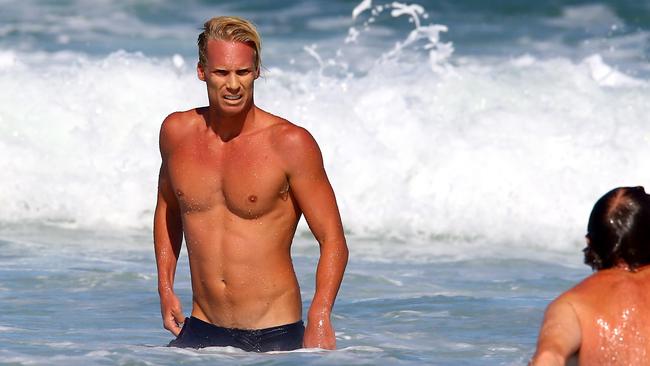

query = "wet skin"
[530, 265, 650, 365]
[153, 40, 348, 349]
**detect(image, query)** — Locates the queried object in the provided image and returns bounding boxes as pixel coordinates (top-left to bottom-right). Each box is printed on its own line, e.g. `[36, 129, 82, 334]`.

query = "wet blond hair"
[197, 16, 262, 72]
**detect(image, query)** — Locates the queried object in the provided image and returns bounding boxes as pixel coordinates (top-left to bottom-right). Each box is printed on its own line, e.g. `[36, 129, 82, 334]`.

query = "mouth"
[223, 94, 242, 101]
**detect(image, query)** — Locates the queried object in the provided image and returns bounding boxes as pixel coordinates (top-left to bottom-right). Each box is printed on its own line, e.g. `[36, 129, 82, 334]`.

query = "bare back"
[161, 107, 303, 329]
[567, 267, 650, 365]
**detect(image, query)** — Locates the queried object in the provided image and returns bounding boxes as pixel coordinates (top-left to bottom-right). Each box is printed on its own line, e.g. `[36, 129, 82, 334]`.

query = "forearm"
[308, 238, 348, 318]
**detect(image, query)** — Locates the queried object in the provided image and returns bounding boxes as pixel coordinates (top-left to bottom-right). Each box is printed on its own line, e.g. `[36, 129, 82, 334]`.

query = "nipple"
[248, 195, 257, 203]
[279, 182, 290, 201]
[176, 189, 184, 197]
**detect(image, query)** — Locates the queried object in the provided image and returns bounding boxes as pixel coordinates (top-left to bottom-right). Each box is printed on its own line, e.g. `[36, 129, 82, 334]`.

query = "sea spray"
[0, 1, 648, 260]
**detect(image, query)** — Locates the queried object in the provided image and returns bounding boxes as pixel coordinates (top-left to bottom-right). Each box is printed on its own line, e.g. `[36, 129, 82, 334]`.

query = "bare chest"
[167, 136, 290, 219]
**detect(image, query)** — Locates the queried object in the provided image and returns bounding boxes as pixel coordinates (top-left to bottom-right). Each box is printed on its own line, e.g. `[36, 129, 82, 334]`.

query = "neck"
[614, 262, 632, 271]
[206, 103, 257, 141]
[613, 261, 650, 273]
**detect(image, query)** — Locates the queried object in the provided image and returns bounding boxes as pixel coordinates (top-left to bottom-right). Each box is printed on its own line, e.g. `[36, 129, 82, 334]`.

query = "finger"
[164, 319, 182, 336]
[170, 323, 181, 337]
[172, 309, 186, 325]
[163, 311, 183, 334]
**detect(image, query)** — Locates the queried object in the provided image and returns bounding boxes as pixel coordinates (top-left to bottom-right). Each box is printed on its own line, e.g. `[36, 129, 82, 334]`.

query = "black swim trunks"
[168, 316, 304, 352]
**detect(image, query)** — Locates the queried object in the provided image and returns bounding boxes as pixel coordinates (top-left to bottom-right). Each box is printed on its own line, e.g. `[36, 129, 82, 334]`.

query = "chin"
[218, 105, 246, 116]
[220, 99, 253, 115]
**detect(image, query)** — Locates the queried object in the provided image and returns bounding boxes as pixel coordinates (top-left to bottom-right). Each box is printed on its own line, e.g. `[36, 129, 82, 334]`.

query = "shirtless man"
[153, 16, 348, 352]
[530, 186, 650, 365]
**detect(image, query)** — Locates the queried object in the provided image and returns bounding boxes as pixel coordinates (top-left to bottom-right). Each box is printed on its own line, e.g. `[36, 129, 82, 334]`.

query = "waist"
[191, 283, 302, 329]
[187, 316, 304, 332]
[169, 316, 305, 352]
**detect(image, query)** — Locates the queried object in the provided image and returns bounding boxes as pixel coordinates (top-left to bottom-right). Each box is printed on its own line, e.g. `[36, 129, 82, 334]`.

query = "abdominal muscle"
[182, 209, 303, 330]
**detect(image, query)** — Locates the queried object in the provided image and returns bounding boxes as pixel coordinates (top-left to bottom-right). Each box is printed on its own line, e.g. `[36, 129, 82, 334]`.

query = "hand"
[303, 313, 336, 350]
[159, 290, 185, 336]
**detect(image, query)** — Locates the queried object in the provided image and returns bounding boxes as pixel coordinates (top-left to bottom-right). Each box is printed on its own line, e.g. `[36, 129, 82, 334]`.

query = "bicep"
[284, 132, 343, 243]
[153, 162, 183, 258]
[533, 299, 582, 364]
[156, 114, 181, 212]
[156, 162, 178, 211]
[292, 171, 342, 242]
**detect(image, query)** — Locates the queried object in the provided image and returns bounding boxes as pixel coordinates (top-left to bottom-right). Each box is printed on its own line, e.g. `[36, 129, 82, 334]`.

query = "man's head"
[584, 186, 650, 271]
[197, 16, 261, 73]
[196, 16, 261, 116]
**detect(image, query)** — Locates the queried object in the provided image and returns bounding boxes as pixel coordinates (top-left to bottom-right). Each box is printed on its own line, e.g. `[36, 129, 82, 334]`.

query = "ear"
[254, 67, 260, 80]
[197, 62, 206, 81]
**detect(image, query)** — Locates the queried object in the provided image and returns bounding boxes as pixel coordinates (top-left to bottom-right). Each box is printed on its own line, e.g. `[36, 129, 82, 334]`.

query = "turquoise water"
[1, 0, 649, 364]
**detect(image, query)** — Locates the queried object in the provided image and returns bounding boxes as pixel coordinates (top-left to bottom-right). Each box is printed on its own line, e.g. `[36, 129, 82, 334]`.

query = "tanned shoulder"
[270, 120, 324, 175]
[159, 108, 203, 157]
[570, 269, 620, 296]
[552, 272, 607, 318]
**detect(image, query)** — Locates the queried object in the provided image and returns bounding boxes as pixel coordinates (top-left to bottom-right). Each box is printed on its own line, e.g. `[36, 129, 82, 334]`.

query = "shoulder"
[253, 108, 315, 146]
[268, 119, 321, 158]
[160, 108, 203, 137]
[547, 291, 581, 316]
[549, 270, 620, 316]
[159, 108, 205, 153]
[255, 109, 324, 172]
[570, 268, 625, 296]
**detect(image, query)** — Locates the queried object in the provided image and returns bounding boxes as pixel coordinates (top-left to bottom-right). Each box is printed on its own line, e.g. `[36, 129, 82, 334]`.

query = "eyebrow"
[211, 66, 253, 71]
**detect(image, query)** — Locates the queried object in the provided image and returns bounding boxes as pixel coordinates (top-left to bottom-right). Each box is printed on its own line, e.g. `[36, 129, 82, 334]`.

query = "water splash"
[352, 0, 373, 20]
[0, 1, 649, 261]
[379, 2, 454, 72]
[306, 0, 453, 76]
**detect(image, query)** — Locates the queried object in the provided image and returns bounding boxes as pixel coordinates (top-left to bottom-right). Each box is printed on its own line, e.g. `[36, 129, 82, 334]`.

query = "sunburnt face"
[198, 39, 259, 116]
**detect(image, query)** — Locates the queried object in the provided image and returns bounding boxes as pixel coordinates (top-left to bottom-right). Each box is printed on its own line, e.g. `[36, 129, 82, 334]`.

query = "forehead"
[205, 39, 255, 68]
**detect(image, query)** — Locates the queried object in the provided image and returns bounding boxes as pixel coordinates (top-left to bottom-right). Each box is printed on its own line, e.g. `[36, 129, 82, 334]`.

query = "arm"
[529, 298, 581, 366]
[153, 116, 185, 336]
[281, 127, 349, 350]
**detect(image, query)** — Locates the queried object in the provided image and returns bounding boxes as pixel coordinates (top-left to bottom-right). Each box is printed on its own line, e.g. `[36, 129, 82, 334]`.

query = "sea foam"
[1, 2, 649, 258]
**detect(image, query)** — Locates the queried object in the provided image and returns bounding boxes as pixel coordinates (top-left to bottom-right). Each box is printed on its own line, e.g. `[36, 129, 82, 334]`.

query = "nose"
[226, 73, 240, 92]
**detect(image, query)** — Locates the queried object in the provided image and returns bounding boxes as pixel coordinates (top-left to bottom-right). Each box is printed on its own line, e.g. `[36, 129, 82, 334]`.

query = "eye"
[236, 69, 251, 76]
[213, 70, 228, 76]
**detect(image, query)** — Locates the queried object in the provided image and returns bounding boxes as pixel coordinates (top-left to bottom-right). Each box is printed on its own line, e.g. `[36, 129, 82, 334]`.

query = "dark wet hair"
[584, 186, 650, 271]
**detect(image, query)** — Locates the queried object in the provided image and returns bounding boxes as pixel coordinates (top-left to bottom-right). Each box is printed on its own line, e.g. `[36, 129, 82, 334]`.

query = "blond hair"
[197, 16, 262, 71]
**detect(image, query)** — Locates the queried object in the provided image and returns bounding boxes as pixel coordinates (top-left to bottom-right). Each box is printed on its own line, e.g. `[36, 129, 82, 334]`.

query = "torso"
[568, 266, 650, 365]
[163, 107, 303, 329]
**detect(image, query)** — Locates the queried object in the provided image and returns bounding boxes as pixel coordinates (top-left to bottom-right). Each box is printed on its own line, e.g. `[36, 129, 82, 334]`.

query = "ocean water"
[1, 0, 649, 364]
